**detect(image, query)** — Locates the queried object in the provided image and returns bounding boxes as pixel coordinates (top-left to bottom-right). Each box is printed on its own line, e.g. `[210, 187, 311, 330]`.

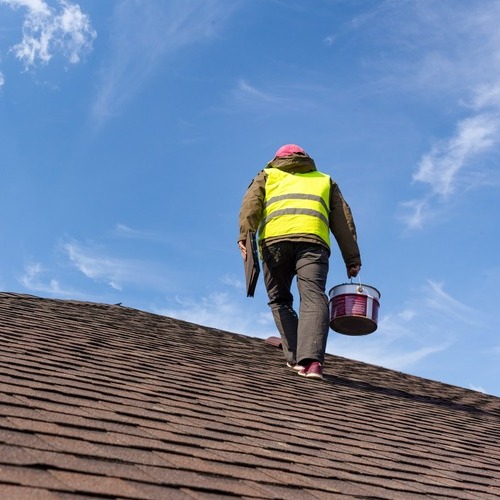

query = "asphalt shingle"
[0, 292, 499, 499]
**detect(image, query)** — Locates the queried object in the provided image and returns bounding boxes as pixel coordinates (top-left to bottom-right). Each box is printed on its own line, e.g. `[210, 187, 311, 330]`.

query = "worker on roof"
[238, 144, 361, 380]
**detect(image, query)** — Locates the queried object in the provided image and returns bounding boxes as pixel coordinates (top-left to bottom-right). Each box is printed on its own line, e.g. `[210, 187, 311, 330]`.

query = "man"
[238, 144, 361, 380]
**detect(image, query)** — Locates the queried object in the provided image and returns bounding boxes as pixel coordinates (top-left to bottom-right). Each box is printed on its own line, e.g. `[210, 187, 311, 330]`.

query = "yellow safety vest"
[259, 168, 331, 247]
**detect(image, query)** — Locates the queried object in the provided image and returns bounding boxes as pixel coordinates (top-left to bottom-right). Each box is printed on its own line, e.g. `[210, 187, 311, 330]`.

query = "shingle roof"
[0, 292, 499, 499]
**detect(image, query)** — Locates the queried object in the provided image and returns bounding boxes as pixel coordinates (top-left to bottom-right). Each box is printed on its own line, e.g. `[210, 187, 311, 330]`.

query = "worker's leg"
[262, 242, 298, 365]
[295, 244, 330, 364]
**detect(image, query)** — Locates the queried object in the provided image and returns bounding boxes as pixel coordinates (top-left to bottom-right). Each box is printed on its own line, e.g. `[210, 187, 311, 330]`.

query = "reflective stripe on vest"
[259, 168, 331, 247]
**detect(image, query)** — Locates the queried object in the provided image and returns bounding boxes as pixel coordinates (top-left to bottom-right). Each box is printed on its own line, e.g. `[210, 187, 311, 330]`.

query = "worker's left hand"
[347, 265, 360, 278]
[238, 240, 247, 260]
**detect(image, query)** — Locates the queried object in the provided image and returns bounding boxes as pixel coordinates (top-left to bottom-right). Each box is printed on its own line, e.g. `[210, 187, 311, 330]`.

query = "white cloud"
[0, 72, 4, 87]
[64, 243, 124, 290]
[332, 307, 451, 372]
[112, 223, 160, 242]
[2, 0, 96, 69]
[19, 262, 75, 297]
[63, 240, 173, 292]
[423, 279, 481, 326]
[330, 279, 484, 372]
[468, 384, 486, 394]
[402, 112, 500, 228]
[111, 223, 176, 245]
[323, 35, 336, 47]
[334, 340, 449, 373]
[472, 83, 500, 110]
[227, 78, 327, 115]
[114, 223, 142, 238]
[220, 273, 244, 290]
[233, 79, 285, 105]
[386, 3, 500, 230]
[2, 0, 50, 15]
[154, 269, 274, 336]
[397, 308, 415, 322]
[398, 198, 430, 230]
[154, 290, 275, 338]
[413, 114, 499, 198]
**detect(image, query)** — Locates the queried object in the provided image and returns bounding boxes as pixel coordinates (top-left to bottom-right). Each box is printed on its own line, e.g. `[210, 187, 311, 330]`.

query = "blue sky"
[1, 0, 499, 396]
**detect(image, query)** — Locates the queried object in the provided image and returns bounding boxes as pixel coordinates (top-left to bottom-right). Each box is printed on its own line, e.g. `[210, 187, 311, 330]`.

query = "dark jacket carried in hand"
[238, 154, 361, 269]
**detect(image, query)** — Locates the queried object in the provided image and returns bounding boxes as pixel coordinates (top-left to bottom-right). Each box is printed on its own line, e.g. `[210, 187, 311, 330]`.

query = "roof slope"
[0, 292, 499, 499]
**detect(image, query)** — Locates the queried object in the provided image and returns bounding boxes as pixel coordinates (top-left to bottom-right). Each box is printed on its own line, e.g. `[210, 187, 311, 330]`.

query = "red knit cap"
[274, 144, 307, 157]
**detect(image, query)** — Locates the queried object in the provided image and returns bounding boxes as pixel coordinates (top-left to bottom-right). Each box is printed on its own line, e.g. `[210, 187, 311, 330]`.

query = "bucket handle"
[349, 276, 379, 301]
[350, 275, 364, 293]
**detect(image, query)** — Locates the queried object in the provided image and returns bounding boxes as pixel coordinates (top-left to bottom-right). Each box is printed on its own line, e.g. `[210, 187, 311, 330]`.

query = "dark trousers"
[262, 241, 330, 365]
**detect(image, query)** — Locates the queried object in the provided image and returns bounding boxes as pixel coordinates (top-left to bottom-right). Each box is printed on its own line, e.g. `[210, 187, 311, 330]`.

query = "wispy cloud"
[92, 0, 239, 124]
[17, 226, 188, 302]
[154, 290, 275, 338]
[423, 279, 481, 326]
[232, 79, 287, 107]
[113, 223, 146, 239]
[112, 223, 168, 243]
[401, 106, 500, 229]
[394, 2, 500, 229]
[398, 198, 431, 230]
[472, 83, 500, 109]
[227, 78, 327, 114]
[323, 35, 336, 47]
[220, 273, 244, 290]
[334, 2, 500, 231]
[468, 384, 486, 394]
[332, 310, 451, 372]
[336, 340, 449, 373]
[152, 268, 273, 337]
[63, 240, 173, 292]
[1, 0, 96, 69]
[19, 262, 77, 297]
[330, 279, 483, 372]
[413, 114, 499, 198]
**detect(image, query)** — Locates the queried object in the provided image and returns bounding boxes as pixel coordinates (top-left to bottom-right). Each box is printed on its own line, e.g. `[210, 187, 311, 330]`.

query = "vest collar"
[266, 155, 317, 174]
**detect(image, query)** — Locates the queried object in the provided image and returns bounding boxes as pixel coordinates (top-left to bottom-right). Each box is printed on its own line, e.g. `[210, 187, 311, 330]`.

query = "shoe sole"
[298, 370, 323, 380]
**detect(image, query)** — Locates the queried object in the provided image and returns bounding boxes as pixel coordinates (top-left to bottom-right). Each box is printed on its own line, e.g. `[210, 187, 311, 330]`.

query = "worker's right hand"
[238, 240, 247, 260]
[347, 265, 360, 278]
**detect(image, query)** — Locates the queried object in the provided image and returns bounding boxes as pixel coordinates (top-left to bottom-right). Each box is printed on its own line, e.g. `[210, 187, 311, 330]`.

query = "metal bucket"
[329, 282, 381, 335]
